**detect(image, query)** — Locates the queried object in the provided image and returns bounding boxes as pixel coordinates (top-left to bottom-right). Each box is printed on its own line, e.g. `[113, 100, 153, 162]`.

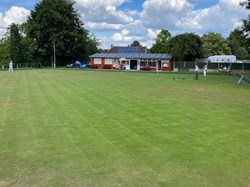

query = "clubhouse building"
[89, 46, 173, 72]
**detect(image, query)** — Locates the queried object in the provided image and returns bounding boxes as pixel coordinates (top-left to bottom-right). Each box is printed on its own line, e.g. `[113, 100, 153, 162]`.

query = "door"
[130, 60, 138, 70]
[158, 60, 162, 71]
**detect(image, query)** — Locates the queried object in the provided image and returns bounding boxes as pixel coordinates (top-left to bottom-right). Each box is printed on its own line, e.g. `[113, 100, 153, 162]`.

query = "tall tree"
[228, 28, 247, 55]
[201, 32, 231, 57]
[27, 0, 94, 67]
[82, 34, 100, 61]
[0, 37, 11, 67]
[228, 28, 249, 59]
[168, 33, 203, 61]
[150, 29, 171, 53]
[9, 23, 24, 65]
[19, 23, 38, 66]
[130, 41, 141, 47]
[240, 0, 250, 53]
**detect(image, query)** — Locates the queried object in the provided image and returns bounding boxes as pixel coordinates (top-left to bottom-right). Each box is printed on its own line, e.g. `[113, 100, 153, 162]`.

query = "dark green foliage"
[0, 37, 10, 66]
[240, 1, 250, 52]
[150, 29, 171, 53]
[84, 34, 100, 60]
[236, 47, 249, 60]
[9, 23, 24, 64]
[201, 32, 231, 57]
[27, 0, 98, 66]
[228, 28, 247, 55]
[243, 15, 250, 37]
[130, 40, 141, 46]
[168, 33, 203, 61]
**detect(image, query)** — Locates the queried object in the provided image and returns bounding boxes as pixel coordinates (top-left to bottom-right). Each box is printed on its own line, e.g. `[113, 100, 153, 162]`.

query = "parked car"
[66, 60, 81, 68]
[80, 62, 90, 68]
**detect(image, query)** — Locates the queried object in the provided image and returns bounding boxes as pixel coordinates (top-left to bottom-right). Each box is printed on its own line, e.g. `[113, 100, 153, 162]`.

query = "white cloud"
[125, 20, 148, 36]
[147, 29, 160, 40]
[140, 0, 193, 29]
[188, 1, 248, 35]
[139, 0, 248, 36]
[112, 29, 142, 42]
[0, 6, 30, 37]
[3, 6, 30, 26]
[186, 0, 208, 3]
[86, 22, 123, 31]
[75, 0, 134, 24]
[219, 0, 243, 12]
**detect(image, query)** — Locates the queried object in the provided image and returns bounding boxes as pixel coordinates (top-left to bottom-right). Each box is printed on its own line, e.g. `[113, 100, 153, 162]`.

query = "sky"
[0, 0, 249, 49]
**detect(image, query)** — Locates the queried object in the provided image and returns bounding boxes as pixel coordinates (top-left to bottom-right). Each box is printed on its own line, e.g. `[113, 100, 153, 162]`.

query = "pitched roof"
[89, 53, 172, 59]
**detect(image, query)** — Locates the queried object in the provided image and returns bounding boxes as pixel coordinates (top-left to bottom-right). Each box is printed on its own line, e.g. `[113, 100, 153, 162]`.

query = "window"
[105, 59, 113, 65]
[94, 58, 101, 64]
[162, 60, 169, 67]
[148, 61, 156, 67]
[140, 61, 147, 67]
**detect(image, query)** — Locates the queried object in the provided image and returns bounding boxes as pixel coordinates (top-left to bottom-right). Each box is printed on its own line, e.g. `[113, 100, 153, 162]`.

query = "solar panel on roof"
[114, 47, 142, 53]
[90, 53, 172, 59]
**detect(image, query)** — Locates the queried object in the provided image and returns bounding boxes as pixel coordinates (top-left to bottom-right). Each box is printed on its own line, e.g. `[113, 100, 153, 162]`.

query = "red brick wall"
[162, 59, 173, 71]
[90, 58, 173, 71]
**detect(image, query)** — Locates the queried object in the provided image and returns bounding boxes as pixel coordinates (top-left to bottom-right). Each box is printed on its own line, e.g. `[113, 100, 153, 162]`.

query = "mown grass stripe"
[0, 69, 249, 186]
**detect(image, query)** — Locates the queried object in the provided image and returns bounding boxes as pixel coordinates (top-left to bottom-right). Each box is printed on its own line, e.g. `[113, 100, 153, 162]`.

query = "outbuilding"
[89, 53, 173, 71]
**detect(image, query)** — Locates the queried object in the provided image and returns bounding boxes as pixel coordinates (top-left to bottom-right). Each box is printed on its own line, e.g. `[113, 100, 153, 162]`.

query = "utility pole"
[53, 41, 56, 68]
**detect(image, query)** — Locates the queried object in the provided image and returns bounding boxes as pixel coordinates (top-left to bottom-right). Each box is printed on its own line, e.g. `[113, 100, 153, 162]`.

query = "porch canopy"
[119, 58, 127, 61]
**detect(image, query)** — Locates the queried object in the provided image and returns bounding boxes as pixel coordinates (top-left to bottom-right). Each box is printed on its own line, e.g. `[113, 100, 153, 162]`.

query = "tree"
[201, 32, 231, 57]
[228, 28, 247, 55]
[19, 23, 38, 66]
[240, 0, 250, 9]
[236, 47, 249, 60]
[0, 37, 11, 67]
[27, 0, 96, 67]
[168, 33, 203, 61]
[130, 41, 141, 47]
[150, 29, 171, 53]
[82, 34, 100, 61]
[9, 23, 24, 65]
[241, 0, 250, 52]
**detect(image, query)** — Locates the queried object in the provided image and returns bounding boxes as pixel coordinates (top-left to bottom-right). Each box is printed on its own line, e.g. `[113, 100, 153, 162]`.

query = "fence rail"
[1, 63, 42, 69]
[173, 61, 250, 73]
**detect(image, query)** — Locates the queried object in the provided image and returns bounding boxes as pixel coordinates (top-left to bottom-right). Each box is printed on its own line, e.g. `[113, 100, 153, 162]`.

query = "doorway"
[158, 60, 162, 71]
[130, 60, 138, 70]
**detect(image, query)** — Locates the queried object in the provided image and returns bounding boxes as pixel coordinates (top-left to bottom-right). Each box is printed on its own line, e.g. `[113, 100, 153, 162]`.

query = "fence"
[173, 61, 250, 73]
[1, 63, 42, 69]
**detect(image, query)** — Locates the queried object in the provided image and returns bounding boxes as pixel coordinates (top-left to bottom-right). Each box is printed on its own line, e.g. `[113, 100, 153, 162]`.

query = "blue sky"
[0, 0, 248, 49]
[193, 0, 219, 9]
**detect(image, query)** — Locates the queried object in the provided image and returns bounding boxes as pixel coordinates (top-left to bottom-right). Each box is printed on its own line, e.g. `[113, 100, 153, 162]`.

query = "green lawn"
[0, 69, 249, 187]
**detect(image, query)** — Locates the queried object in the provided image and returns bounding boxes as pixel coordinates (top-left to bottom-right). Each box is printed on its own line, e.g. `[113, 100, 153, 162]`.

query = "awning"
[119, 58, 127, 61]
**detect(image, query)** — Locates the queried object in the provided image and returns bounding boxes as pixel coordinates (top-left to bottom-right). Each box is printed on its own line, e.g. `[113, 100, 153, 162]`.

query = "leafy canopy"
[27, 0, 97, 66]
[130, 41, 141, 47]
[168, 33, 203, 61]
[150, 29, 171, 53]
[9, 23, 24, 64]
[201, 32, 231, 57]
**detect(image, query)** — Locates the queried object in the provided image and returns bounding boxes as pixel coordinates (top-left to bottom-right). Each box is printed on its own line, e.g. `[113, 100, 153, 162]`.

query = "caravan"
[206, 55, 236, 63]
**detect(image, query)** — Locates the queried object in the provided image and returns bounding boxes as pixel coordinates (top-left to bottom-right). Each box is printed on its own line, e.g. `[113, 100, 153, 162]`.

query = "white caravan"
[206, 55, 236, 63]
